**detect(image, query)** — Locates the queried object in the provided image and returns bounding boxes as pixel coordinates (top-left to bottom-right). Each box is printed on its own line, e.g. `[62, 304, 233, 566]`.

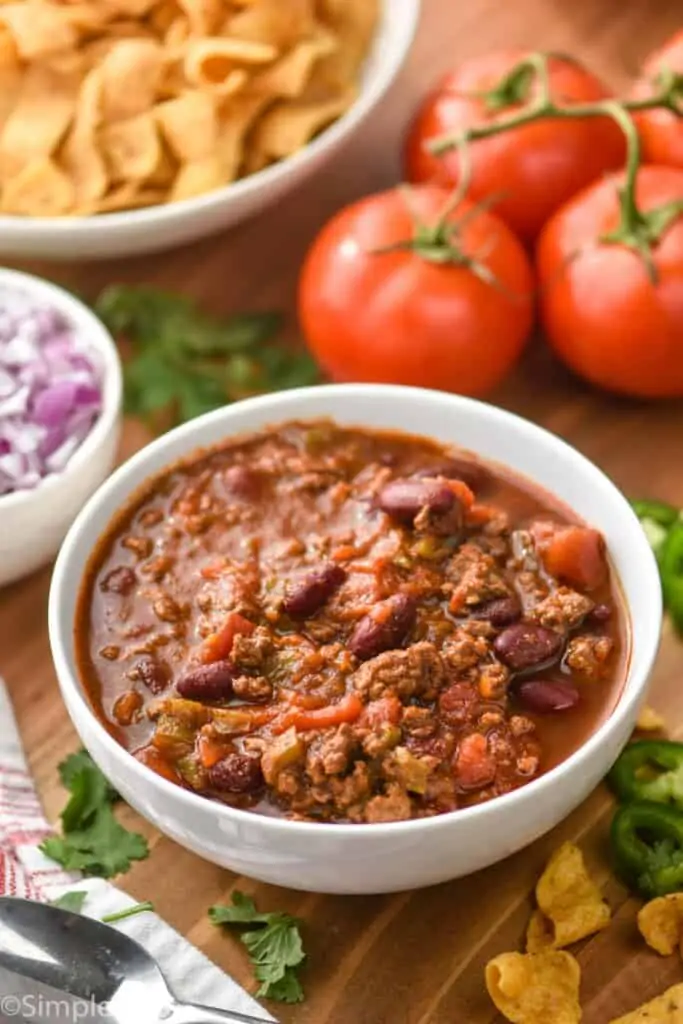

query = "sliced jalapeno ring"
[611, 802, 683, 898]
[609, 740, 683, 807]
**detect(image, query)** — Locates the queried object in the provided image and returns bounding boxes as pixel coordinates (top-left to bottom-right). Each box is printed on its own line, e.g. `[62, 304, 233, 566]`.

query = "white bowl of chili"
[49, 384, 661, 894]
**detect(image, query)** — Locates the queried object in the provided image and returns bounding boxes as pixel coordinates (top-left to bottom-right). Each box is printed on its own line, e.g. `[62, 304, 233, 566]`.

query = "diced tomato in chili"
[197, 727, 232, 769]
[453, 734, 497, 792]
[199, 612, 255, 664]
[135, 744, 182, 784]
[534, 523, 607, 590]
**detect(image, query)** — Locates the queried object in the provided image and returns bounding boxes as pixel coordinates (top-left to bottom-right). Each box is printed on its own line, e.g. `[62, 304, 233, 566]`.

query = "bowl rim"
[0, 268, 123, 511]
[0, 0, 421, 240]
[49, 383, 663, 837]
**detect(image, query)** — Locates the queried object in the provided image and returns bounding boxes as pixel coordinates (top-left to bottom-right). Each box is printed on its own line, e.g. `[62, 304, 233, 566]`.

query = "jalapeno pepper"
[609, 740, 683, 806]
[631, 498, 683, 635]
[631, 499, 681, 531]
[611, 802, 683, 897]
[661, 521, 683, 635]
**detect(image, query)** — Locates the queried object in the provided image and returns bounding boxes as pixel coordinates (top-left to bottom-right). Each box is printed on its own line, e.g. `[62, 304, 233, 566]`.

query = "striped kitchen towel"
[0, 678, 275, 1022]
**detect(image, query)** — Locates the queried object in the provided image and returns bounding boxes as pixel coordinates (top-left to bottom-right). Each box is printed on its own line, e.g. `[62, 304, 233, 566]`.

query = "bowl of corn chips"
[0, 0, 420, 259]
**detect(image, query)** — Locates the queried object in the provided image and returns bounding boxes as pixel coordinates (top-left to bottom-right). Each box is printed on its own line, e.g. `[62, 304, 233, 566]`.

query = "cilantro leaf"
[209, 891, 267, 925]
[41, 803, 148, 878]
[242, 916, 305, 970]
[41, 751, 148, 879]
[257, 969, 304, 1004]
[51, 891, 88, 914]
[58, 750, 118, 801]
[60, 764, 116, 833]
[94, 285, 319, 432]
[210, 891, 306, 1004]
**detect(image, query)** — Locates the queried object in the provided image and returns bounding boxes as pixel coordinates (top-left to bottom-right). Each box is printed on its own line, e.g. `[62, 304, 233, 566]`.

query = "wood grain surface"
[2, 2, 683, 1021]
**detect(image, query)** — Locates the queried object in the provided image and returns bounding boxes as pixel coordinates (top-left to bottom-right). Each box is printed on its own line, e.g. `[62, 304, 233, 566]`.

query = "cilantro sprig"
[40, 751, 149, 879]
[94, 285, 319, 430]
[210, 891, 306, 1003]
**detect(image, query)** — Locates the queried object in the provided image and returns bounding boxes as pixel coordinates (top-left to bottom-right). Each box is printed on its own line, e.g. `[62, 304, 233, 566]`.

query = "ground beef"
[446, 544, 510, 610]
[314, 762, 371, 816]
[353, 641, 446, 701]
[306, 724, 355, 781]
[401, 706, 438, 738]
[564, 635, 614, 677]
[528, 587, 594, 630]
[364, 783, 413, 823]
[514, 570, 550, 608]
[442, 630, 493, 675]
[358, 722, 401, 758]
[232, 627, 273, 670]
[232, 675, 273, 703]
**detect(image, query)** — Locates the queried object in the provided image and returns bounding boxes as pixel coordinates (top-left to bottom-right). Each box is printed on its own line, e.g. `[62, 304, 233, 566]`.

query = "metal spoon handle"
[168, 1000, 274, 1024]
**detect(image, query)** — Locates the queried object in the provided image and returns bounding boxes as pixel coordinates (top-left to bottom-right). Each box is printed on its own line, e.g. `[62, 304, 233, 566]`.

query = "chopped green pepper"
[609, 740, 683, 807]
[661, 521, 683, 634]
[611, 801, 683, 897]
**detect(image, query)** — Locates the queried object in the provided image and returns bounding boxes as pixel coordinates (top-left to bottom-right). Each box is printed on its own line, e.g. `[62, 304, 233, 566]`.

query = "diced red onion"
[0, 290, 103, 496]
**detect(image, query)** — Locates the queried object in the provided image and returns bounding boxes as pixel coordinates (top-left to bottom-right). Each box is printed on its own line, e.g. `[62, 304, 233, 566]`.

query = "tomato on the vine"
[537, 165, 683, 398]
[298, 185, 534, 397]
[632, 30, 683, 169]
[404, 51, 625, 243]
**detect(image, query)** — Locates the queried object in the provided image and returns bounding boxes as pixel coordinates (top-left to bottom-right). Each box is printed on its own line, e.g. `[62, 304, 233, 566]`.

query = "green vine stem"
[428, 53, 683, 271]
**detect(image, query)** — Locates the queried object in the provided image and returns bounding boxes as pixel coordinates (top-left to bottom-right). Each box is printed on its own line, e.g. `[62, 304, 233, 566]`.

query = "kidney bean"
[414, 458, 491, 494]
[377, 478, 456, 526]
[587, 603, 612, 625]
[176, 660, 236, 701]
[283, 563, 347, 619]
[128, 654, 169, 695]
[515, 679, 580, 713]
[224, 465, 260, 499]
[471, 595, 522, 628]
[493, 623, 564, 672]
[100, 566, 136, 595]
[209, 753, 264, 794]
[348, 593, 417, 661]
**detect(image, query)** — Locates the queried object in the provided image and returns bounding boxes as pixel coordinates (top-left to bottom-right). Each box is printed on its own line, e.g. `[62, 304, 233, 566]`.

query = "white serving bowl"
[0, 269, 122, 587]
[49, 385, 661, 894]
[0, 0, 420, 262]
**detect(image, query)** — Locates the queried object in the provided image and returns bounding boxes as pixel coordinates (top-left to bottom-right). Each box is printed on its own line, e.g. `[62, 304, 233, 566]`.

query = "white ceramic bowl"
[49, 385, 662, 894]
[0, 0, 420, 262]
[0, 269, 122, 587]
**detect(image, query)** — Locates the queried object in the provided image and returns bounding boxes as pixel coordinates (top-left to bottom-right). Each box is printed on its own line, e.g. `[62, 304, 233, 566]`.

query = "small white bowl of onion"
[0, 269, 122, 586]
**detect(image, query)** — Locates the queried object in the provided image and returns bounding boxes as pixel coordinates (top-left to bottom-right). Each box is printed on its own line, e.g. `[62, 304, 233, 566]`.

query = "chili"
[76, 420, 628, 824]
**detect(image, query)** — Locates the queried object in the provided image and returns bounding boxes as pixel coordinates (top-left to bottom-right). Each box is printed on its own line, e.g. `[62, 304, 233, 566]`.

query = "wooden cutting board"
[3, 1, 683, 1020]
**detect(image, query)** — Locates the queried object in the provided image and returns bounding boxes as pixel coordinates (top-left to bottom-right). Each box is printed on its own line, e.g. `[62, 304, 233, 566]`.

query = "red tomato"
[632, 30, 683, 168]
[537, 165, 683, 398]
[298, 185, 534, 397]
[405, 51, 625, 242]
